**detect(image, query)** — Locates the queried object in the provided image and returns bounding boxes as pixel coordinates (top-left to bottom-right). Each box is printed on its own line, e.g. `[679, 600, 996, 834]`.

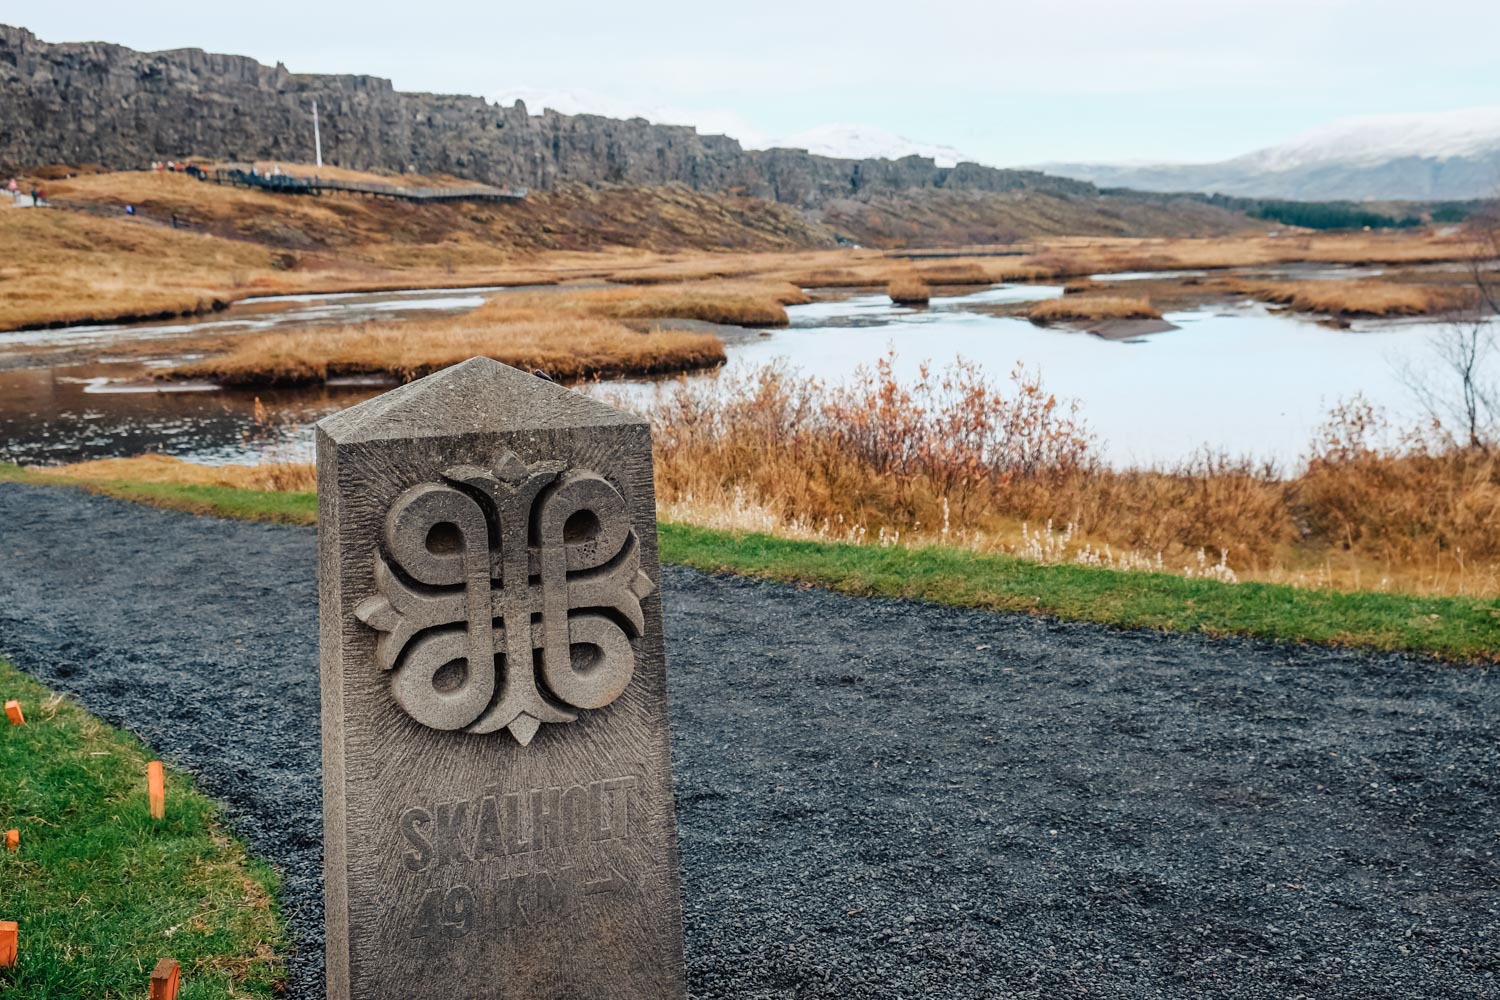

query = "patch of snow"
[1238, 106, 1500, 171]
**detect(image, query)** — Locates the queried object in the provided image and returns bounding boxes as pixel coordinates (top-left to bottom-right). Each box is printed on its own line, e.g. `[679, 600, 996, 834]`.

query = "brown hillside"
[817, 189, 1259, 248]
[41, 170, 841, 257]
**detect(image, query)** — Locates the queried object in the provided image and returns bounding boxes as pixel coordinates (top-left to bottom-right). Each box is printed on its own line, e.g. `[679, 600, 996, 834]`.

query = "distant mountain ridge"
[1039, 108, 1500, 201]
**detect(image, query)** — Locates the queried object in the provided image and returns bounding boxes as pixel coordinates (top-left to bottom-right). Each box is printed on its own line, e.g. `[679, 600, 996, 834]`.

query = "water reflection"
[0, 285, 512, 355]
[616, 292, 1482, 468]
[0, 280, 1484, 471]
[0, 367, 380, 465]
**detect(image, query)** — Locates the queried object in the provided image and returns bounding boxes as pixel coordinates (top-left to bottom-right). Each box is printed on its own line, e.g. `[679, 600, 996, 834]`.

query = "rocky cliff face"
[0, 25, 1094, 207]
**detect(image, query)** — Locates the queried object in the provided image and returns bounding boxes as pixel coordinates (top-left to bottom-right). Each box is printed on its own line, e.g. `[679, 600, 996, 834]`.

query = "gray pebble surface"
[0, 483, 1496, 998]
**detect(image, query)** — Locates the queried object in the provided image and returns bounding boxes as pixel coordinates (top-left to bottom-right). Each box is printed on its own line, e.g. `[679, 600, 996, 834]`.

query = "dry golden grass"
[43, 361, 1500, 598]
[1026, 296, 1162, 322]
[1235, 279, 1464, 317]
[5, 168, 1479, 337]
[164, 279, 804, 385]
[625, 361, 1500, 597]
[172, 315, 723, 386]
[582, 281, 809, 325]
[912, 262, 993, 285]
[0, 209, 279, 330]
[46, 454, 316, 491]
[1022, 229, 1474, 275]
[594, 231, 1474, 304]
[887, 277, 931, 305]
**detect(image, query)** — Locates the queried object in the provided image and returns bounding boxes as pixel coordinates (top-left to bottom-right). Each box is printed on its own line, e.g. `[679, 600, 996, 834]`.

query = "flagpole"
[312, 99, 324, 168]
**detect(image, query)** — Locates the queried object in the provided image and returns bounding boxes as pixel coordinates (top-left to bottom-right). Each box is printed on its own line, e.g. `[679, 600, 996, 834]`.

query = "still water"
[697, 291, 1461, 468]
[0, 282, 1479, 470]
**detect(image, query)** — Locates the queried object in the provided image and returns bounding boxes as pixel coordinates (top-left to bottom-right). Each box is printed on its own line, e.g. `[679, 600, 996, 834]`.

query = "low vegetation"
[887, 277, 931, 305]
[662, 524, 1499, 661]
[170, 316, 723, 386]
[625, 358, 1500, 599]
[1236, 279, 1463, 317]
[0, 657, 285, 995]
[15, 351, 1500, 603]
[0, 208, 273, 331]
[3, 463, 1495, 660]
[3, 164, 1482, 335]
[42, 453, 317, 493]
[160, 282, 812, 385]
[1, 462, 317, 524]
[1248, 200, 1422, 231]
[1026, 296, 1162, 322]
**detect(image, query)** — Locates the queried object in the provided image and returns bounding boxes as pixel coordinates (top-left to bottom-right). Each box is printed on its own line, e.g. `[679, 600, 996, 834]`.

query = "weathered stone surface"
[317, 358, 684, 1000]
[0, 24, 1095, 208]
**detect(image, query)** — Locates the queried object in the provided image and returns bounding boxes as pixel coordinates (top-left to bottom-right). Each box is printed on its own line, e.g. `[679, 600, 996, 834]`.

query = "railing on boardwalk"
[211, 168, 527, 203]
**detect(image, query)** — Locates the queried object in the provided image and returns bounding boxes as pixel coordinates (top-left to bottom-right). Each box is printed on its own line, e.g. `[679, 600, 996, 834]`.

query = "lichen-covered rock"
[0, 24, 1095, 207]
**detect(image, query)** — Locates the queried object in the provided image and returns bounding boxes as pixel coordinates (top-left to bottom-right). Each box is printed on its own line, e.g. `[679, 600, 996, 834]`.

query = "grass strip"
[0, 658, 285, 997]
[657, 523, 1500, 662]
[0, 464, 316, 525]
[4, 463, 1496, 661]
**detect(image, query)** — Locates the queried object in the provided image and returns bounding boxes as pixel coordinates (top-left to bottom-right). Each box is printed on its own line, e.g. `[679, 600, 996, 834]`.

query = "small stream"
[0, 274, 1482, 469]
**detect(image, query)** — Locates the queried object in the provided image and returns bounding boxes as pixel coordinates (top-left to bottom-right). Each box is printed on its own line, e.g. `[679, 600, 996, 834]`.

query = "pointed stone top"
[317, 357, 643, 445]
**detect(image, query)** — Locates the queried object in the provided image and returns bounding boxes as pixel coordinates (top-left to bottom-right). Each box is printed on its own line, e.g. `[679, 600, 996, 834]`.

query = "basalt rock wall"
[0, 25, 1095, 207]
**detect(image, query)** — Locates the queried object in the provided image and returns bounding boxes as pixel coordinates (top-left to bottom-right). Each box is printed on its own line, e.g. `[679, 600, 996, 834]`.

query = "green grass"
[3, 463, 1496, 661]
[0, 464, 315, 525]
[658, 523, 1500, 662]
[0, 658, 286, 998]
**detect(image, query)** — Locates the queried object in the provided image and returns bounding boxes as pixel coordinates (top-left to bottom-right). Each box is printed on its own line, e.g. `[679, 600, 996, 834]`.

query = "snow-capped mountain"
[1039, 107, 1500, 201]
[491, 89, 974, 167]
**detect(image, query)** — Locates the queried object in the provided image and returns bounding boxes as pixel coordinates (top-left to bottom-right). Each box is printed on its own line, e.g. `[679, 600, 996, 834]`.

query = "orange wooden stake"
[147, 761, 166, 820]
[149, 957, 180, 999]
[4, 700, 21, 726]
[0, 920, 16, 968]
[4, 830, 16, 853]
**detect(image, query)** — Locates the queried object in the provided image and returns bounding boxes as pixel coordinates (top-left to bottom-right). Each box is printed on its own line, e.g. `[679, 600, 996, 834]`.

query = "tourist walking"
[6, 178, 17, 203]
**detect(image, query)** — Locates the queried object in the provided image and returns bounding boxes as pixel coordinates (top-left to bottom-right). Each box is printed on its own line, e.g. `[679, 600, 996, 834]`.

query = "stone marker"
[317, 357, 685, 1000]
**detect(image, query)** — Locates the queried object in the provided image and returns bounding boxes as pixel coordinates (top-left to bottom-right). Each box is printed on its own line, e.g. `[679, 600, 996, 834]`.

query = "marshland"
[2, 164, 1497, 606]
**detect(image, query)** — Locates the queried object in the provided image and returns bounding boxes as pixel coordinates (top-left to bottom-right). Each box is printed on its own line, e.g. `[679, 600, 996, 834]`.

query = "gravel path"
[0, 482, 1496, 999]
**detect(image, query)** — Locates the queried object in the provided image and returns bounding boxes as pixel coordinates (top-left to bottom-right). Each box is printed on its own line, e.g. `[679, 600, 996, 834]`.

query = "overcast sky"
[17, 1, 1500, 165]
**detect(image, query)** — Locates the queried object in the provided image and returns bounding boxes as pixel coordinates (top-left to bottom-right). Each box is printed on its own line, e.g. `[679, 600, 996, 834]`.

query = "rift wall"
[0, 25, 1095, 207]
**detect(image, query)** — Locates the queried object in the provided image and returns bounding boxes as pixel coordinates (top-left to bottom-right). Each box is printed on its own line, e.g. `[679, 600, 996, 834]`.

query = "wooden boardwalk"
[213, 168, 527, 203]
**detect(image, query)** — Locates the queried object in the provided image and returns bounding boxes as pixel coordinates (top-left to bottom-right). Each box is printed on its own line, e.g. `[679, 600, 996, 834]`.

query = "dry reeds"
[163, 280, 811, 385]
[45, 361, 1500, 597]
[1026, 296, 1162, 322]
[887, 277, 931, 305]
[171, 315, 723, 386]
[914, 262, 992, 286]
[1236, 280, 1462, 317]
[45, 454, 317, 492]
[627, 358, 1500, 596]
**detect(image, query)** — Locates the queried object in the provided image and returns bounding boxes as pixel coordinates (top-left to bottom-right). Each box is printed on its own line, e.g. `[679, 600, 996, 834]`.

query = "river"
[0, 278, 1483, 470]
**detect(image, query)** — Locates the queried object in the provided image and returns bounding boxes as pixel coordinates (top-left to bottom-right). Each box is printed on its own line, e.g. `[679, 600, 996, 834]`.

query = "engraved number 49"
[411, 886, 475, 939]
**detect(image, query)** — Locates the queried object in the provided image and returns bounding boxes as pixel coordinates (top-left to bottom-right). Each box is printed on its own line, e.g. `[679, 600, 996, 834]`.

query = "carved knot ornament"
[355, 453, 654, 746]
